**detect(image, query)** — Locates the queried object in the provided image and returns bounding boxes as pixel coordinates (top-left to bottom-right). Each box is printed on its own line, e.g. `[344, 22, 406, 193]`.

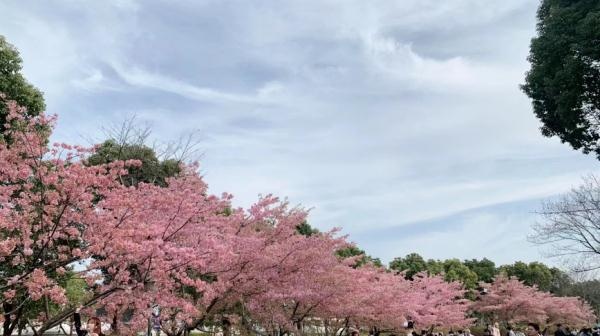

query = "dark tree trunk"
[295, 321, 303, 336]
[112, 314, 119, 335]
[3, 303, 22, 336]
[222, 317, 232, 336]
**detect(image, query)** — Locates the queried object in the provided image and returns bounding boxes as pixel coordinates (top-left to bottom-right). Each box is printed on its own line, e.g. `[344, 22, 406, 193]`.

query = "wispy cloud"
[108, 62, 284, 105]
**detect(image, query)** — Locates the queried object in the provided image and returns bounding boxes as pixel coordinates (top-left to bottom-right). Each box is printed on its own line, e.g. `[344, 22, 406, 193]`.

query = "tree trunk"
[3, 303, 19, 336]
[295, 321, 305, 336]
[222, 317, 232, 336]
[112, 313, 119, 335]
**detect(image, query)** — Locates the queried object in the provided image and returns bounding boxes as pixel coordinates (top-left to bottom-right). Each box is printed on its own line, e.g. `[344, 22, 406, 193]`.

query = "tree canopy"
[0, 35, 45, 134]
[389, 253, 428, 279]
[522, 0, 600, 158]
[387, 252, 600, 314]
[86, 139, 181, 187]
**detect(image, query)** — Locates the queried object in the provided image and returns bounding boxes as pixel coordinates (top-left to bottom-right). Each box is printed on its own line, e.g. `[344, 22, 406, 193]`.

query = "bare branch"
[530, 174, 600, 273]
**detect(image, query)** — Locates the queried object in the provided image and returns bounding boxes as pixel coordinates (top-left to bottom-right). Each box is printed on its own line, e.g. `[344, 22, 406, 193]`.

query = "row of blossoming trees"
[0, 100, 596, 336]
[474, 275, 596, 327]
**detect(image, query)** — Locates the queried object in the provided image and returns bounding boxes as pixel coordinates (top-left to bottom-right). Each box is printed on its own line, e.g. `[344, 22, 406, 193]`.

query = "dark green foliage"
[522, 0, 600, 157]
[388, 254, 575, 293]
[86, 139, 182, 187]
[337, 245, 382, 268]
[390, 254, 479, 288]
[389, 253, 428, 279]
[441, 258, 479, 289]
[0, 36, 45, 132]
[464, 258, 496, 283]
[498, 261, 558, 292]
[387, 253, 599, 306]
[295, 221, 319, 236]
[560, 279, 600, 315]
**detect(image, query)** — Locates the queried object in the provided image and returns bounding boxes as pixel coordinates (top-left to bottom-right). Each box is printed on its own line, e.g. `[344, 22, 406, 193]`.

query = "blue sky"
[1, 0, 598, 266]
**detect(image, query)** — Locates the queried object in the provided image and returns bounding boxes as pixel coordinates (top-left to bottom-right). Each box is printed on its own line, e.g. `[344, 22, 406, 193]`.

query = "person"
[151, 312, 162, 336]
[507, 325, 516, 336]
[515, 327, 526, 336]
[526, 323, 543, 336]
[493, 323, 502, 336]
[74, 307, 103, 336]
[592, 327, 599, 336]
[457, 330, 464, 336]
[404, 320, 415, 336]
[555, 325, 567, 336]
[464, 329, 473, 336]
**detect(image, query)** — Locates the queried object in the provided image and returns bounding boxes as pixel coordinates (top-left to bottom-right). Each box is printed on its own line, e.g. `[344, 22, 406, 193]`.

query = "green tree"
[547, 267, 573, 295]
[65, 275, 91, 307]
[337, 245, 382, 268]
[442, 259, 479, 289]
[499, 261, 556, 291]
[0, 35, 45, 133]
[522, 0, 600, 158]
[563, 279, 600, 315]
[464, 258, 497, 283]
[389, 253, 428, 279]
[295, 221, 319, 237]
[87, 139, 181, 187]
[426, 259, 444, 276]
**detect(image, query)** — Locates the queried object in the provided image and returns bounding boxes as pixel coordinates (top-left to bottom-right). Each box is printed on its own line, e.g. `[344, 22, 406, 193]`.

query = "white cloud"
[109, 62, 283, 105]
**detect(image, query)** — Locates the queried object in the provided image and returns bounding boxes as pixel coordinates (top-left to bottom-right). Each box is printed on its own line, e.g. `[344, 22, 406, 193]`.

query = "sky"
[1, 0, 598, 267]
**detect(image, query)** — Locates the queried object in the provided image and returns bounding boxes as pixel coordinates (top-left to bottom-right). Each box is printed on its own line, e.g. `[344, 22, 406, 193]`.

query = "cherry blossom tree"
[0, 97, 131, 335]
[473, 274, 597, 326]
[408, 273, 473, 329]
[0, 99, 232, 335]
[543, 295, 596, 327]
[473, 275, 552, 324]
[0, 97, 520, 336]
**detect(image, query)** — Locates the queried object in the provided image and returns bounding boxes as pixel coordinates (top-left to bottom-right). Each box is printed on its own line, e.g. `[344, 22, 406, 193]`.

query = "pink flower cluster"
[473, 275, 596, 326]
